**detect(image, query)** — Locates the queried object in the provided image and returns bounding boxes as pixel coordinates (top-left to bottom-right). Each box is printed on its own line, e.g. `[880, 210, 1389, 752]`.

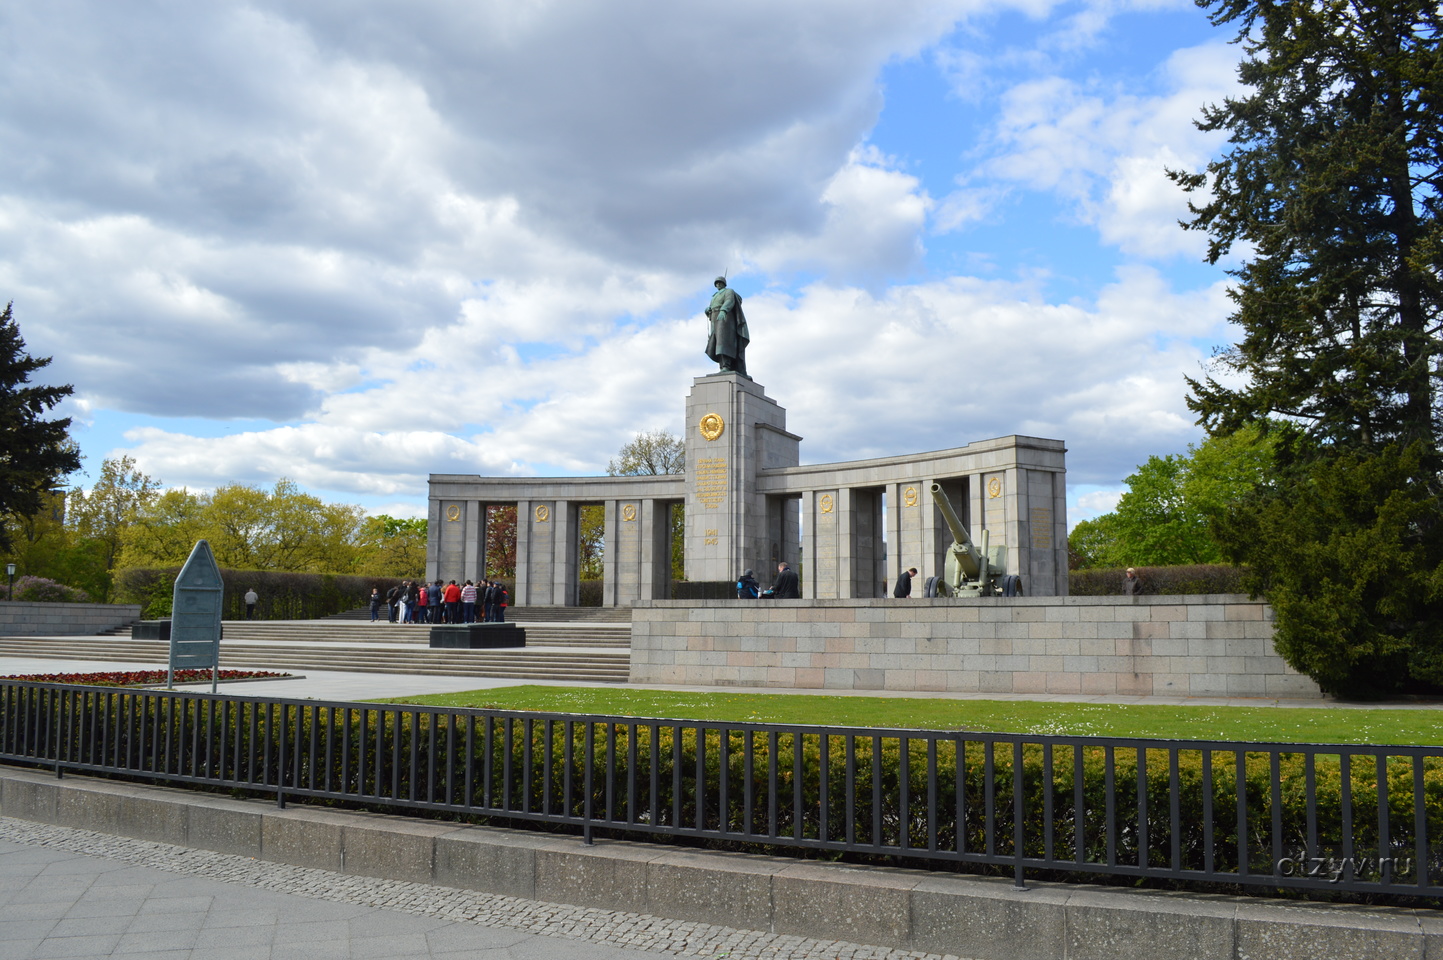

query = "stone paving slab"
[0, 818, 965, 960]
[6, 653, 1443, 709]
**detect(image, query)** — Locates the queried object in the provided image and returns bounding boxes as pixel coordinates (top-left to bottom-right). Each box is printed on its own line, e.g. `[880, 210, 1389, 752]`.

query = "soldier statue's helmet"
[714, 276, 727, 287]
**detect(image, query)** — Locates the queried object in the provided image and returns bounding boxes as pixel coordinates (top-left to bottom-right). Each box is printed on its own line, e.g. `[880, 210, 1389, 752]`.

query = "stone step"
[134, 622, 631, 649]
[324, 605, 633, 623]
[0, 638, 630, 684]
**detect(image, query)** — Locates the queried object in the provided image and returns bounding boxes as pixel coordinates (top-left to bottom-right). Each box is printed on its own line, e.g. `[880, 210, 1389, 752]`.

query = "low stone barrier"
[0, 765, 1431, 960]
[631, 594, 1322, 699]
[0, 601, 142, 637]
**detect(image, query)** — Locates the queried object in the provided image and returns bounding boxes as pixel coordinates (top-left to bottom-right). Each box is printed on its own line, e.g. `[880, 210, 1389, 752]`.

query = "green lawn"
[376, 685, 1443, 746]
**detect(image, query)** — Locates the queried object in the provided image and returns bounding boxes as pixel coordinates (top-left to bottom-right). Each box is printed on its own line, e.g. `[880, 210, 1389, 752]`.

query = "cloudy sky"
[3, 0, 1247, 523]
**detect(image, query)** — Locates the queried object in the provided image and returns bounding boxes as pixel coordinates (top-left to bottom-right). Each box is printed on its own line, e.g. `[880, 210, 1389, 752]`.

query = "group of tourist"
[369, 579, 509, 624]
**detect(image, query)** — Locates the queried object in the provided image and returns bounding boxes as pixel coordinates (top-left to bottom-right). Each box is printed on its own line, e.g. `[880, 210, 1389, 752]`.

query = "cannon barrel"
[929, 483, 973, 549]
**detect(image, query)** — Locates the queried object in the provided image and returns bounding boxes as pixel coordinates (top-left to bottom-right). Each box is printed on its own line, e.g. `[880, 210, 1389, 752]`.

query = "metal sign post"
[168, 540, 224, 692]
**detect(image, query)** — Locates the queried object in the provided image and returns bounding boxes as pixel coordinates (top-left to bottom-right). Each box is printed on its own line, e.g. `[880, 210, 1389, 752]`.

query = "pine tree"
[0, 303, 81, 551]
[1174, 0, 1442, 447]
[1170, 1, 1443, 695]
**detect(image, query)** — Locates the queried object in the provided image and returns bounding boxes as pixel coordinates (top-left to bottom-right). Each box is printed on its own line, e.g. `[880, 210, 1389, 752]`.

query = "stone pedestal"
[428, 624, 526, 648]
[684, 374, 800, 584]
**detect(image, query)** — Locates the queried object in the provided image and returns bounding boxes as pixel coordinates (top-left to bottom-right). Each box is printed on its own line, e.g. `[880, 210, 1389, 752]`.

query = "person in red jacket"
[443, 579, 462, 624]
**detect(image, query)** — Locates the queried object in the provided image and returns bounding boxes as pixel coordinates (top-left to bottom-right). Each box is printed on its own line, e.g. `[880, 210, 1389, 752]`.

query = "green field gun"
[930, 482, 1010, 597]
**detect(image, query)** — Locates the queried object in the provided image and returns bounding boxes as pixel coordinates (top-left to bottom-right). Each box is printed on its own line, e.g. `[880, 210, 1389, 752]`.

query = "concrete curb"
[1, 763, 1437, 959]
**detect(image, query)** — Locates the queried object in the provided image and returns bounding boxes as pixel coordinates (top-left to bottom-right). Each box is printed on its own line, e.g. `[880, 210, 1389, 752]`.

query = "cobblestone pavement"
[0, 817, 969, 960]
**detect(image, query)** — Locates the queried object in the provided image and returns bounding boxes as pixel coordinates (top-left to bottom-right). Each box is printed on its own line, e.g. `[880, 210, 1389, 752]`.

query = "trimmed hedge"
[1069, 564, 1250, 596]
[115, 567, 404, 620]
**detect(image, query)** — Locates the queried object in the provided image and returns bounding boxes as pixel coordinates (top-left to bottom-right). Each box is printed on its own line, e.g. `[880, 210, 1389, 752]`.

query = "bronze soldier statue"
[704, 276, 749, 378]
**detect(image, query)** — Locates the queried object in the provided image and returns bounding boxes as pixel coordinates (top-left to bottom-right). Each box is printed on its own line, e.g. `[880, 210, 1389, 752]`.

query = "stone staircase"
[0, 621, 632, 684]
[212, 621, 630, 650]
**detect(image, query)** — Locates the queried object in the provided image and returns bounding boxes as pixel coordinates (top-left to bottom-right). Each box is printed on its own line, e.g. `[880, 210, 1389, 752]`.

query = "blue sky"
[1, 0, 1249, 524]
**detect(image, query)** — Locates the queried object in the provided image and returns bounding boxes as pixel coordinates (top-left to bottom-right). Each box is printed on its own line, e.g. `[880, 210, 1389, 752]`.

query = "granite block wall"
[630, 595, 1321, 699]
[0, 602, 143, 637]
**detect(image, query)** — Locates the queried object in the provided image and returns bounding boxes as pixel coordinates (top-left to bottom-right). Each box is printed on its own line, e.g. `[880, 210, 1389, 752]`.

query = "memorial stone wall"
[428, 373, 1070, 603]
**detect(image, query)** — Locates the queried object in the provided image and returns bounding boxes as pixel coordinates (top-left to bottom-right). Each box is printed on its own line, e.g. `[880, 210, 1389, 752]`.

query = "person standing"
[443, 579, 462, 624]
[893, 567, 917, 598]
[461, 579, 477, 623]
[369, 587, 382, 622]
[769, 562, 800, 599]
[244, 587, 258, 620]
[496, 582, 508, 622]
[478, 579, 492, 622]
[396, 581, 410, 624]
[429, 579, 443, 623]
[386, 583, 401, 622]
[1123, 568, 1146, 596]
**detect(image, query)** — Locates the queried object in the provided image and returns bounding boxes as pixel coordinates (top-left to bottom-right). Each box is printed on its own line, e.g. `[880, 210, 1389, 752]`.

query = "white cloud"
[2, 0, 1242, 514]
[960, 41, 1240, 258]
[115, 264, 1228, 497]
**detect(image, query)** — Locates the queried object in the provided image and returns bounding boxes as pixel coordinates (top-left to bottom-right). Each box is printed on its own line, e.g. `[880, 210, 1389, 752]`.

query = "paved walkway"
[0, 818, 956, 960]
[4, 650, 1443, 709]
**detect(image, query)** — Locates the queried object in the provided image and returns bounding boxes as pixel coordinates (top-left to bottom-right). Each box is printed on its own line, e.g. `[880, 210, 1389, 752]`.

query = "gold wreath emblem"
[903, 486, 918, 507]
[819, 494, 834, 514]
[445, 504, 461, 522]
[534, 504, 550, 522]
[699, 413, 724, 441]
[621, 504, 637, 522]
[987, 477, 1003, 499]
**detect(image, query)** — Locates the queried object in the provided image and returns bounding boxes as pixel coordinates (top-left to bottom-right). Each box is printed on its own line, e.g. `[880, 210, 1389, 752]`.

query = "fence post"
[276, 703, 287, 809]
[583, 721, 594, 845]
[1013, 740, 1026, 890]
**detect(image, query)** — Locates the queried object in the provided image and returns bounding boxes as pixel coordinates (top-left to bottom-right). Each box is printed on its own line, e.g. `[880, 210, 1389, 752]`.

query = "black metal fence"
[2, 679, 1441, 900]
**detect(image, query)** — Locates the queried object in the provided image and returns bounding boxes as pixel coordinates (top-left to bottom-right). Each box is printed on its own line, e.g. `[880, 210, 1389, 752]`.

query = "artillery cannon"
[930, 482, 1011, 597]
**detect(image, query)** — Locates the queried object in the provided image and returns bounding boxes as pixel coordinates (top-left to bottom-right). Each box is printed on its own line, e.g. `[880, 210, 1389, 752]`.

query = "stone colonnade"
[427, 373, 1070, 603]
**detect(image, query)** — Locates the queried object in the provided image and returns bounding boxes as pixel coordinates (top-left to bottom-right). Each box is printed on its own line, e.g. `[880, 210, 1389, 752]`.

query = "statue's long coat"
[705, 286, 750, 366]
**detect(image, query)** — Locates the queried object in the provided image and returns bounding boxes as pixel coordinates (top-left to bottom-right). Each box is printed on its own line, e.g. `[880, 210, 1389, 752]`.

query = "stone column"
[463, 501, 485, 583]
[552, 501, 578, 606]
[602, 499, 619, 606]
[425, 498, 441, 581]
[837, 487, 854, 599]
[884, 482, 903, 592]
[514, 499, 532, 605]
[640, 499, 670, 601]
[799, 489, 816, 599]
[684, 374, 799, 584]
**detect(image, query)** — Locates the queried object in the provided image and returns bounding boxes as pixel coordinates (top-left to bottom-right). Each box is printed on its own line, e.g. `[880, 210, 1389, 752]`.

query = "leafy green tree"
[1173, 0, 1442, 447]
[353, 515, 427, 576]
[0, 303, 82, 551]
[1214, 442, 1443, 696]
[67, 456, 160, 577]
[1068, 426, 1275, 568]
[1168, 0, 1443, 694]
[118, 480, 363, 574]
[117, 489, 207, 569]
[607, 430, 685, 477]
[579, 504, 604, 581]
[484, 505, 516, 579]
[1067, 514, 1120, 570]
[606, 430, 685, 580]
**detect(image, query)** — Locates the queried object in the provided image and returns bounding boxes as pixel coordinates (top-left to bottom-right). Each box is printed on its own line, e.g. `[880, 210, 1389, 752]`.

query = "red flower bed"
[0, 669, 292, 687]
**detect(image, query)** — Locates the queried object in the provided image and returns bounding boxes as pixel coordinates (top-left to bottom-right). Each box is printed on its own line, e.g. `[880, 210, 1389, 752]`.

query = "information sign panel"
[168, 539, 223, 690]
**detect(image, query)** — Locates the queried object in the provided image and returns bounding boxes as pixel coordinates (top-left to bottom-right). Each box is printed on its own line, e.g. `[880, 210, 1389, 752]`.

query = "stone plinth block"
[428, 624, 526, 648]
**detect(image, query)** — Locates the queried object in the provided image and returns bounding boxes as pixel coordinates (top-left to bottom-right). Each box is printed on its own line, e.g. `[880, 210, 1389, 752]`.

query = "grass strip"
[375, 685, 1443, 745]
